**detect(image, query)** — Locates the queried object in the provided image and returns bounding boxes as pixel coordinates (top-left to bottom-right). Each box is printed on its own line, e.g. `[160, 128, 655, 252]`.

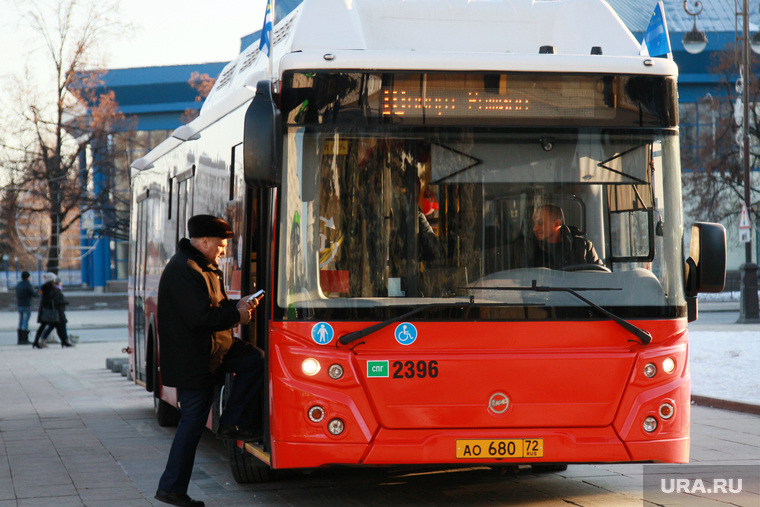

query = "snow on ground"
[690, 291, 760, 405]
[689, 330, 760, 405]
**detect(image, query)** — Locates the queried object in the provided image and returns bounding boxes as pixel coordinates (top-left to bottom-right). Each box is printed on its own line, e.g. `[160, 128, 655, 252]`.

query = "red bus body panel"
[268, 319, 689, 468]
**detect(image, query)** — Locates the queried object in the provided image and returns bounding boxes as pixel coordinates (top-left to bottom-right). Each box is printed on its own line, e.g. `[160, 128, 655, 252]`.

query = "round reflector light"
[644, 363, 657, 378]
[308, 405, 325, 423]
[643, 416, 658, 433]
[302, 358, 321, 376]
[328, 418, 345, 435]
[662, 357, 676, 374]
[659, 402, 675, 420]
[328, 363, 344, 380]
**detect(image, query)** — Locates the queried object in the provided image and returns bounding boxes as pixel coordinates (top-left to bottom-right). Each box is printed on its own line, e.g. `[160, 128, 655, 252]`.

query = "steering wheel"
[562, 263, 611, 273]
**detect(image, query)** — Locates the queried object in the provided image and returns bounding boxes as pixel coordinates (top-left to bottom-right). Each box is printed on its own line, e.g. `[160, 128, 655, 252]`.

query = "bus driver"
[511, 204, 603, 270]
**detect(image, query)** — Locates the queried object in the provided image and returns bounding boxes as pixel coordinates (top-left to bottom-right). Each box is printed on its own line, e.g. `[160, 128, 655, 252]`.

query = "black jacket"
[157, 238, 241, 389]
[16, 279, 37, 307]
[37, 282, 67, 324]
[510, 226, 602, 270]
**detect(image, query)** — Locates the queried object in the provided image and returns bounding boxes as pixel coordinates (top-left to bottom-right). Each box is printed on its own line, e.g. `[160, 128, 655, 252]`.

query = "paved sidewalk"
[0, 342, 238, 507]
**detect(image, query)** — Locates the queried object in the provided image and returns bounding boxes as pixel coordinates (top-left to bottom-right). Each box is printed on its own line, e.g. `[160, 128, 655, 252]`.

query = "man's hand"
[237, 292, 262, 325]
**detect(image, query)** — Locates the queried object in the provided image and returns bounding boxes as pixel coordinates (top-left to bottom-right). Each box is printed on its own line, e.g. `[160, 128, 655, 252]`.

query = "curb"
[691, 395, 760, 416]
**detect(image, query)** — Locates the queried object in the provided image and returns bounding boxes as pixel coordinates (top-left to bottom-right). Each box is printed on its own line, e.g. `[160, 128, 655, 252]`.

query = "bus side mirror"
[685, 222, 726, 298]
[244, 80, 282, 187]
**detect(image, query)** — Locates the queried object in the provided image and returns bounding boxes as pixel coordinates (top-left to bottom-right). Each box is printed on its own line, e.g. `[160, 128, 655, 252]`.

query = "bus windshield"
[276, 75, 685, 321]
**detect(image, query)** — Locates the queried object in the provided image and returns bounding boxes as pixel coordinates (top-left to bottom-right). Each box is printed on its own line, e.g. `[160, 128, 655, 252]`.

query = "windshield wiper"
[338, 300, 474, 346]
[473, 280, 652, 345]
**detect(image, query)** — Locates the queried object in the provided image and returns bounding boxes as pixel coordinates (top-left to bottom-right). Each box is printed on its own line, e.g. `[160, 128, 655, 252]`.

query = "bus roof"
[201, 0, 675, 112]
[132, 0, 678, 173]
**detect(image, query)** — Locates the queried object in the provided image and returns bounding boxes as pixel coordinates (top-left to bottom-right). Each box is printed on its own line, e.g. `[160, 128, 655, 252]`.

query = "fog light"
[328, 418, 345, 435]
[659, 402, 675, 420]
[328, 363, 344, 380]
[308, 405, 325, 423]
[644, 363, 657, 378]
[302, 358, 321, 376]
[662, 357, 676, 374]
[643, 416, 658, 432]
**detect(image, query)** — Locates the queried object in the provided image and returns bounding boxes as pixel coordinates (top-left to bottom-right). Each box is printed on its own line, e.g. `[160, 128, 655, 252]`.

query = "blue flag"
[259, 0, 273, 57]
[640, 2, 671, 58]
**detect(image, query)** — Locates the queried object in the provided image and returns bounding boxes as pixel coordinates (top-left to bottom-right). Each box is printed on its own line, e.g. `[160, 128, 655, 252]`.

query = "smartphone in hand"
[247, 289, 265, 302]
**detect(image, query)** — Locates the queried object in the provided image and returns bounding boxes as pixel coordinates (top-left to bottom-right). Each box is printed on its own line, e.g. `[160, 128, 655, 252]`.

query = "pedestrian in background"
[15, 271, 37, 345]
[32, 272, 74, 348]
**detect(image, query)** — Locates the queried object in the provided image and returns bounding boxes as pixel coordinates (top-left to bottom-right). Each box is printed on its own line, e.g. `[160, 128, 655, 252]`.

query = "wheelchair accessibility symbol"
[394, 322, 417, 345]
[311, 322, 334, 345]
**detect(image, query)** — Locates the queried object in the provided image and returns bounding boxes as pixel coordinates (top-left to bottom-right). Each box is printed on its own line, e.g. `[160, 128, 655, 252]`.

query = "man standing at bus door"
[155, 214, 265, 507]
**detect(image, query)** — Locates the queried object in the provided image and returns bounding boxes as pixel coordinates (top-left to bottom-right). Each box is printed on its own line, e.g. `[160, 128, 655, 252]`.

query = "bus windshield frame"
[274, 71, 685, 322]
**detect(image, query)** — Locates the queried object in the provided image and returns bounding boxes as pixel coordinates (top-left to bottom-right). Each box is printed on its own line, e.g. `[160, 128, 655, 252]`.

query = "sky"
[0, 0, 268, 80]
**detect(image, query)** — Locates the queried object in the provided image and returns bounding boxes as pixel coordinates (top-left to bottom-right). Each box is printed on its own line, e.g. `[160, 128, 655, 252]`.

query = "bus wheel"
[228, 443, 277, 484]
[531, 464, 568, 473]
[154, 395, 180, 427]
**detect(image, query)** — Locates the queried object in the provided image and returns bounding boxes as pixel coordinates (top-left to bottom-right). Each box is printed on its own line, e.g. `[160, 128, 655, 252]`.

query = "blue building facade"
[76, 63, 225, 290]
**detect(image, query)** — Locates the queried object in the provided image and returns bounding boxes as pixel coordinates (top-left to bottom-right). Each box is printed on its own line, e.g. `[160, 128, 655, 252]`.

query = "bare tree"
[180, 72, 217, 124]
[683, 43, 760, 230]
[0, 0, 131, 273]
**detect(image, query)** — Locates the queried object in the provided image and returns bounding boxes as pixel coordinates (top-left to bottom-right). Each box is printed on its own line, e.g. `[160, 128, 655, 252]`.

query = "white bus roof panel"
[291, 0, 640, 56]
[278, 51, 678, 77]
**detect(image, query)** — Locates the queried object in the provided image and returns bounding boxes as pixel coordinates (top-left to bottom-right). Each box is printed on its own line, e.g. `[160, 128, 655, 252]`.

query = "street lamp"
[683, 0, 759, 322]
[682, 1, 708, 54]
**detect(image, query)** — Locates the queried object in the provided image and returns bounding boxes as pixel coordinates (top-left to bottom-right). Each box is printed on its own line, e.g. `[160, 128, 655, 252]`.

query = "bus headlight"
[308, 405, 325, 423]
[328, 363, 344, 379]
[328, 418, 345, 435]
[302, 358, 321, 376]
[659, 402, 675, 420]
[643, 363, 657, 378]
[662, 357, 676, 374]
[643, 416, 658, 432]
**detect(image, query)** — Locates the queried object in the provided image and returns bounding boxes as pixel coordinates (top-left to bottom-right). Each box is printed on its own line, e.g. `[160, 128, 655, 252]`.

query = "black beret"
[187, 215, 234, 239]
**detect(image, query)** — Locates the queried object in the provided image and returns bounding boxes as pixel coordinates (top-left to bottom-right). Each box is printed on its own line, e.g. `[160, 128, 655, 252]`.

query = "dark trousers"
[158, 342, 264, 494]
[34, 322, 70, 345]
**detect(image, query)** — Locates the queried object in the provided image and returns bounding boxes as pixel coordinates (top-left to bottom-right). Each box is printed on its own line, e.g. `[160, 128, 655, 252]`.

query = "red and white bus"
[128, 0, 726, 482]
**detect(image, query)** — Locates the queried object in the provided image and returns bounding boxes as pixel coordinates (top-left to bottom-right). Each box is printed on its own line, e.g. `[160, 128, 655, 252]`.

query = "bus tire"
[154, 396, 180, 427]
[531, 464, 568, 473]
[228, 443, 277, 484]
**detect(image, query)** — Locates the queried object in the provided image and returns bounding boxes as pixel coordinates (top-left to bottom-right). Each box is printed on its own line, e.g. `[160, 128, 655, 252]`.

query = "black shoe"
[216, 424, 262, 441]
[154, 489, 204, 507]
[61, 341, 74, 348]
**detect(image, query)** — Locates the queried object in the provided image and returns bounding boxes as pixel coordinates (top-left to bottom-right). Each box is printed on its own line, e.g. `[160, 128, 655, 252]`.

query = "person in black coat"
[510, 204, 603, 270]
[155, 215, 265, 507]
[32, 272, 74, 348]
[15, 271, 37, 344]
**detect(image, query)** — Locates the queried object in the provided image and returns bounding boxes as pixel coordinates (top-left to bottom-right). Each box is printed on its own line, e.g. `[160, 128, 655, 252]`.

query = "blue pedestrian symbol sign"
[394, 322, 418, 345]
[311, 322, 334, 345]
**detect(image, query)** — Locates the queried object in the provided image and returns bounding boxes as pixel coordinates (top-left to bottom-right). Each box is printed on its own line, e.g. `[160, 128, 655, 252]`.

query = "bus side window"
[174, 165, 196, 245]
